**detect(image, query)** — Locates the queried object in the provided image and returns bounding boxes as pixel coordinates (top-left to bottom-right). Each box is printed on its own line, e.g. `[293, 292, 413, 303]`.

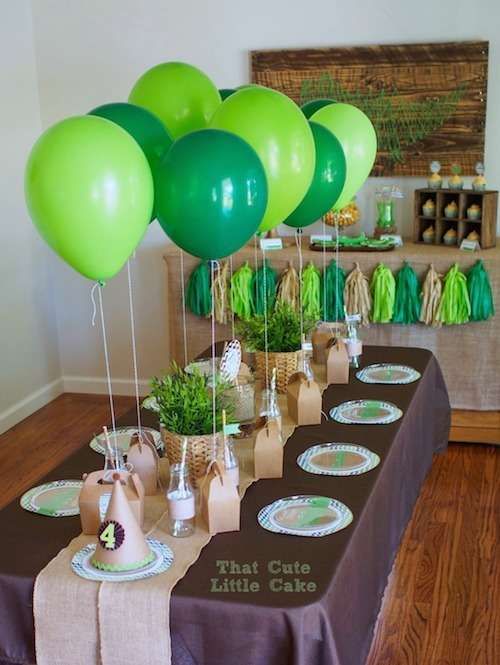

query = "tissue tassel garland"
[276, 262, 299, 311]
[252, 259, 277, 315]
[419, 264, 442, 327]
[370, 263, 396, 323]
[186, 261, 212, 318]
[321, 260, 345, 321]
[301, 262, 321, 322]
[392, 262, 421, 324]
[344, 262, 371, 326]
[467, 260, 495, 321]
[437, 264, 471, 325]
[230, 261, 254, 321]
[212, 260, 230, 325]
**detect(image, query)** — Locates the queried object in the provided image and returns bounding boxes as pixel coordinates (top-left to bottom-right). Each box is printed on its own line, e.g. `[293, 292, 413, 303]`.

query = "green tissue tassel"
[467, 260, 495, 321]
[321, 260, 345, 320]
[437, 264, 470, 325]
[186, 261, 212, 317]
[370, 263, 396, 323]
[230, 261, 254, 321]
[392, 262, 421, 324]
[252, 259, 277, 314]
[301, 262, 321, 322]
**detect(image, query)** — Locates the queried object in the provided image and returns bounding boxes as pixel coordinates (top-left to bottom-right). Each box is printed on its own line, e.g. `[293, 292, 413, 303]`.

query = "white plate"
[89, 427, 163, 456]
[257, 495, 353, 537]
[71, 538, 173, 582]
[356, 363, 421, 385]
[297, 443, 380, 476]
[20, 480, 82, 517]
[329, 400, 403, 425]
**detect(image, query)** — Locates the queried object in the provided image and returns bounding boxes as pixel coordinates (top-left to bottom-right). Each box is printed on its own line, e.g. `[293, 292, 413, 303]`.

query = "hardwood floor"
[0, 395, 498, 664]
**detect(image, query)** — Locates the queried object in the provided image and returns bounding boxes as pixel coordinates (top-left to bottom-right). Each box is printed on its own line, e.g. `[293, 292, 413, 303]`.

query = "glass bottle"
[166, 463, 195, 537]
[298, 351, 315, 381]
[224, 436, 239, 488]
[344, 313, 362, 368]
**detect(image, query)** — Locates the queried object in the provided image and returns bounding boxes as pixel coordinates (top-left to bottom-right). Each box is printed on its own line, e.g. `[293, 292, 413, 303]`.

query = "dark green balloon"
[156, 129, 268, 259]
[219, 88, 237, 100]
[284, 121, 346, 229]
[89, 102, 173, 220]
[301, 98, 336, 119]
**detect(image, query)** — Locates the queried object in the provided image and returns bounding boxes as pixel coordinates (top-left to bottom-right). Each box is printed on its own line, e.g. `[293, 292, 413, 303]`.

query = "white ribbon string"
[335, 218, 340, 323]
[261, 248, 271, 413]
[90, 283, 99, 328]
[210, 260, 219, 459]
[295, 229, 304, 344]
[97, 285, 118, 470]
[179, 248, 188, 367]
[253, 234, 258, 273]
[126, 259, 142, 439]
[229, 254, 235, 340]
[322, 219, 327, 320]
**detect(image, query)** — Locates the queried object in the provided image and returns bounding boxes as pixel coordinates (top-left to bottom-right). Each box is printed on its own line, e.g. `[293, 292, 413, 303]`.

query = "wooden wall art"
[251, 41, 488, 177]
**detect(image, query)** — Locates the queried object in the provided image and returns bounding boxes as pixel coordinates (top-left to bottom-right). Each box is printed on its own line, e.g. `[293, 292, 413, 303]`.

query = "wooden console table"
[164, 240, 500, 423]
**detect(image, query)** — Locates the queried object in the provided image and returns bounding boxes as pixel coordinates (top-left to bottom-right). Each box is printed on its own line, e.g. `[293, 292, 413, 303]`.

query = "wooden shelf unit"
[414, 188, 498, 249]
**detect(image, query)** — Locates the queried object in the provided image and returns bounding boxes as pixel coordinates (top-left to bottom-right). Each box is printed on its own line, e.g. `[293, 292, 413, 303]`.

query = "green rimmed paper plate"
[20, 480, 83, 517]
[89, 426, 163, 456]
[329, 400, 403, 425]
[297, 443, 380, 476]
[356, 363, 421, 385]
[257, 495, 353, 537]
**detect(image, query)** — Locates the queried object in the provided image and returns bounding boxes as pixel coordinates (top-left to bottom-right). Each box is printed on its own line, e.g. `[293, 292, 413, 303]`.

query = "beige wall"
[0, 1, 61, 433]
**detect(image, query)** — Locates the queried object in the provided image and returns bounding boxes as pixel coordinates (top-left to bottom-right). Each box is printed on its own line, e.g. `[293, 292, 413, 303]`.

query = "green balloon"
[89, 102, 172, 220]
[156, 129, 267, 259]
[210, 87, 315, 233]
[301, 98, 336, 119]
[219, 88, 236, 100]
[311, 103, 377, 210]
[284, 122, 346, 228]
[129, 61, 221, 139]
[25, 116, 153, 281]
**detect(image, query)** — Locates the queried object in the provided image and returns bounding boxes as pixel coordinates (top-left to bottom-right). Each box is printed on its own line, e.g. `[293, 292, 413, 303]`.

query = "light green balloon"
[129, 61, 221, 139]
[209, 87, 315, 232]
[311, 103, 377, 210]
[25, 115, 153, 281]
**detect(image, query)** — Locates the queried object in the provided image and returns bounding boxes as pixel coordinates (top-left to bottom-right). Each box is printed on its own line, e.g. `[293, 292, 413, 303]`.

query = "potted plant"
[145, 363, 233, 484]
[237, 303, 313, 393]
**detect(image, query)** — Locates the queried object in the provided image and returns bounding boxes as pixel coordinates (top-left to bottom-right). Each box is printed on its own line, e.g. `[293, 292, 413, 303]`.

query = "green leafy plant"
[237, 302, 313, 353]
[146, 363, 233, 435]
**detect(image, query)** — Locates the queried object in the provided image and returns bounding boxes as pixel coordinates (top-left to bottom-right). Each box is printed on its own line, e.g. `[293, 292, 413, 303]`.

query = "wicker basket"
[254, 350, 299, 393]
[161, 427, 224, 485]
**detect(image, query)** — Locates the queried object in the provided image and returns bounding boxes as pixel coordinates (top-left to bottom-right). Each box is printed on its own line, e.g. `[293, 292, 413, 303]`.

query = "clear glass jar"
[344, 314, 362, 368]
[166, 463, 195, 537]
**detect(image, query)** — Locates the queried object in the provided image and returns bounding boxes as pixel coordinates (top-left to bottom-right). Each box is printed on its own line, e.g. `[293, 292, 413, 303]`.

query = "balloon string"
[126, 259, 142, 438]
[253, 234, 258, 273]
[210, 260, 218, 460]
[261, 247, 270, 414]
[97, 285, 118, 470]
[90, 283, 99, 328]
[335, 218, 340, 324]
[295, 229, 304, 344]
[322, 219, 327, 320]
[179, 248, 188, 367]
[229, 254, 235, 340]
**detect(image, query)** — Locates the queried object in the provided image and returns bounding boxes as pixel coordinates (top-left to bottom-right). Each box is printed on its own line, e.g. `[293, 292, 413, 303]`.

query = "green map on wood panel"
[300, 73, 467, 168]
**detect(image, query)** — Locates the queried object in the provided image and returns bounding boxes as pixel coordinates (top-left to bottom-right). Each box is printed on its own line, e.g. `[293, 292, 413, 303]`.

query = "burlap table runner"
[33, 377, 313, 665]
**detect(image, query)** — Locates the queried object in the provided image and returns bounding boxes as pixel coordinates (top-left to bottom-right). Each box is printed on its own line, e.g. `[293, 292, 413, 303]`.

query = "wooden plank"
[252, 41, 488, 177]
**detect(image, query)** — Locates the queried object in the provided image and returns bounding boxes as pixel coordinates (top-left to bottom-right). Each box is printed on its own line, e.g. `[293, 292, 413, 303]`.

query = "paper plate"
[257, 495, 353, 537]
[71, 538, 173, 582]
[329, 400, 403, 425]
[297, 443, 380, 476]
[356, 363, 421, 385]
[220, 339, 242, 383]
[90, 427, 163, 456]
[20, 480, 83, 517]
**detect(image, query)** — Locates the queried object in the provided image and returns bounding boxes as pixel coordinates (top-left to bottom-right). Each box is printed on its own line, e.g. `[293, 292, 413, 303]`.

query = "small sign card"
[311, 234, 333, 243]
[259, 237, 283, 251]
[380, 234, 403, 247]
[460, 239, 480, 252]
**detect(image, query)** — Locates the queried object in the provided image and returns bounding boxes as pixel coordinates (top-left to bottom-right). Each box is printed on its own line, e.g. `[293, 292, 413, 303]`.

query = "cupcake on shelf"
[444, 201, 458, 218]
[466, 229, 480, 244]
[427, 160, 442, 189]
[422, 226, 435, 244]
[467, 204, 481, 221]
[422, 198, 436, 217]
[448, 164, 464, 190]
[472, 162, 486, 192]
[443, 228, 458, 246]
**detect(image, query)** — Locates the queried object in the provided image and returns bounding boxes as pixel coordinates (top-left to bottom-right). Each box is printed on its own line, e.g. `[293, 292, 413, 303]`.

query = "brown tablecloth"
[0, 346, 450, 665]
[164, 240, 500, 410]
